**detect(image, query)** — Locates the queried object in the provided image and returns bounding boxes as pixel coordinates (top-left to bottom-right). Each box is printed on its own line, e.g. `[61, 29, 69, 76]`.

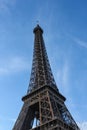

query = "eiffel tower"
[12, 25, 80, 130]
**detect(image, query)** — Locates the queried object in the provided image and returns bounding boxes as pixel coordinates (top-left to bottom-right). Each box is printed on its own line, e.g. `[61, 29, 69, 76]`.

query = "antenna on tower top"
[36, 20, 39, 25]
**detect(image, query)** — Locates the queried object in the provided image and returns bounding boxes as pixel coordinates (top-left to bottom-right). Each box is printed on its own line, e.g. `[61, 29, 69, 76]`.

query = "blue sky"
[0, 0, 87, 130]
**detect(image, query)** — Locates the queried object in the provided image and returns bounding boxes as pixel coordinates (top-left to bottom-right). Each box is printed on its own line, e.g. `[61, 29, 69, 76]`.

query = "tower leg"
[12, 101, 34, 130]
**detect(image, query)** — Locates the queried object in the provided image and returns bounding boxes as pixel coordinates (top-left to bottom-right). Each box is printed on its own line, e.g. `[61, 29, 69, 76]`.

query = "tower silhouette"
[12, 25, 80, 130]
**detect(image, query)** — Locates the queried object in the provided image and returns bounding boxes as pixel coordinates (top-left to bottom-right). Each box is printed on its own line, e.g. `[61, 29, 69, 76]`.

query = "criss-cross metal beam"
[12, 25, 80, 130]
[27, 25, 58, 93]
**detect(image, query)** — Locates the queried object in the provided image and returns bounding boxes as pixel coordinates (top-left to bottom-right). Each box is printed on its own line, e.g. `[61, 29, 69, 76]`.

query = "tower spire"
[27, 24, 58, 93]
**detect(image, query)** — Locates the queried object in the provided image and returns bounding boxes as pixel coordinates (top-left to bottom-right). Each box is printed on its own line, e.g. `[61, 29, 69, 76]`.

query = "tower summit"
[13, 25, 80, 130]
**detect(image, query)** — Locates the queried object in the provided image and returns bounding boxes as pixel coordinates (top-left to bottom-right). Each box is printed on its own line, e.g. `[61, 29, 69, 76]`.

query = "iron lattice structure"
[12, 25, 80, 130]
[27, 25, 58, 93]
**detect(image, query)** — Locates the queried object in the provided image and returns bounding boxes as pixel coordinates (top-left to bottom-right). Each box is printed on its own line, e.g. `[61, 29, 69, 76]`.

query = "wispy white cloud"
[78, 122, 87, 130]
[62, 61, 69, 87]
[66, 33, 87, 49]
[0, 115, 16, 122]
[73, 37, 87, 49]
[0, 56, 30, 75]
[56, 60, 70, 94]
[0, 0, 16, 13]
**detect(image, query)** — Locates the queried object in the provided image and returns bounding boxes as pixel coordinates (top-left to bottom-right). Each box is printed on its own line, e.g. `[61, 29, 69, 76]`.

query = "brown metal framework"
[12, 25, 80, 130]
[27, 25, 58, 93]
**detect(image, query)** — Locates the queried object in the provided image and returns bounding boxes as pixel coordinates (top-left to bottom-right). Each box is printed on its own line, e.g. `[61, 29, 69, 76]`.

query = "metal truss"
[27, 25, 58, 93]
[12, 25, 80, 130]
[13, 85, 80, 130]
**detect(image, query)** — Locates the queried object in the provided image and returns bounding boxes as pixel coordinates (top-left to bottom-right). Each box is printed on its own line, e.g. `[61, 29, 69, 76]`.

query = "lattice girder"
[13, 85, 79, 130]
[27, 25, 58, 93]
[12, 25, 80, 130]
